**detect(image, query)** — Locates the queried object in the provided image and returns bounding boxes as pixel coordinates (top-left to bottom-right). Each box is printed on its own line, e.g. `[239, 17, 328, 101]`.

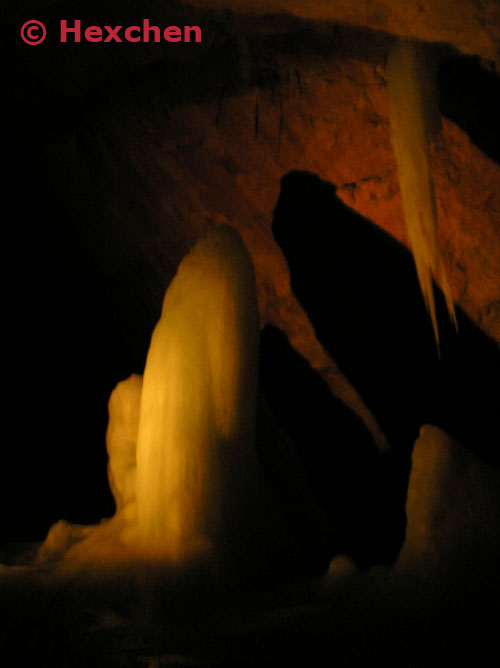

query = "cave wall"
[186, 0, 500, 68]
[6, 0, 500, 538]
[43, 14, 500, 377]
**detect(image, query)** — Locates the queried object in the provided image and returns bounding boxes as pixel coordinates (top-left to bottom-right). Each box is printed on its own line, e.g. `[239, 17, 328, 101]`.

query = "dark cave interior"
[3, 2, 500, 666]
[6, 17, 500, 545]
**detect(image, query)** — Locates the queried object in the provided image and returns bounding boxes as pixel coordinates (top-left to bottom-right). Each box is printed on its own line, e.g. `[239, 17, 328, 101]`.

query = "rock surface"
[186, 0, 500, 68]
[45, 22, 500, 430]
[8, 0, 499, 541]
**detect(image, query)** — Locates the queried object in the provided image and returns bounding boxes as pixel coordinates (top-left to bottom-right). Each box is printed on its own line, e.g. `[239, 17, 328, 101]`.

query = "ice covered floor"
[0, 556, 497, 668]
[2, 425, 499, 668]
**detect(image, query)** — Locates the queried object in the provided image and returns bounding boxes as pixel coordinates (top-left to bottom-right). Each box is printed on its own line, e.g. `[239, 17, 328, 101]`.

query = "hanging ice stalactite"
[386, 38, 457, 348]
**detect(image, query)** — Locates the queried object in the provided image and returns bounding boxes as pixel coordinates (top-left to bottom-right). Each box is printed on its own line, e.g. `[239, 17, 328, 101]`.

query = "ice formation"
[34, 226, 261, 568]
[135, 225, 260, 560]
[106, 375, 142, 511]
[386, 38, 457, 346]
[395, 424, 500, 584]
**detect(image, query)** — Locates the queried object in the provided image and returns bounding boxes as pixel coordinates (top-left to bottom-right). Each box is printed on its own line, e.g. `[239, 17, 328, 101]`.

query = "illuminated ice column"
[135, 226, 260, 561]
[386, 38, 457, 346]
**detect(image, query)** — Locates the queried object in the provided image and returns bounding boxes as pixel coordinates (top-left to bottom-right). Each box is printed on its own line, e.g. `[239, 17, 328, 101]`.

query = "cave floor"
[1, 558, 497, 668]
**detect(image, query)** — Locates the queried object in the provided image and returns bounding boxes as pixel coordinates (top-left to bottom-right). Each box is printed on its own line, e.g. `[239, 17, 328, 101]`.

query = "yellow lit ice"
[386, 38, 457, 346]
[33, 226, 260, 570]
[135, 226, 260, 561]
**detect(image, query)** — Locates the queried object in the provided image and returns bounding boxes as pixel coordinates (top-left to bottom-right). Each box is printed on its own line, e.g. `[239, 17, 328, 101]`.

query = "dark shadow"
[272, 171, 500, 467]
[258, 324, 407, 570]
[439, 56, 500, 165]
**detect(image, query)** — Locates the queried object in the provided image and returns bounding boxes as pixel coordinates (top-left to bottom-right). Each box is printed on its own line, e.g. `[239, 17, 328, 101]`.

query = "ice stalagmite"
[386, 38, 457, 346]
[135, 226, 260, 561]
[33, 226, 261, 570]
